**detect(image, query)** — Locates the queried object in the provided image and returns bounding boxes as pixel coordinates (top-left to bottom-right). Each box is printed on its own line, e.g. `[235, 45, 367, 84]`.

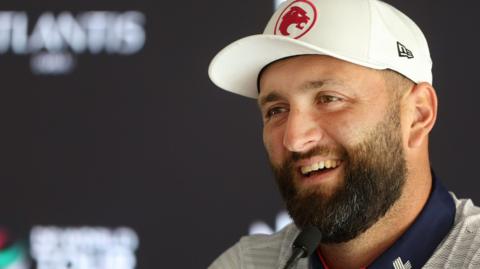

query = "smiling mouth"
[299, 160, 341, 177]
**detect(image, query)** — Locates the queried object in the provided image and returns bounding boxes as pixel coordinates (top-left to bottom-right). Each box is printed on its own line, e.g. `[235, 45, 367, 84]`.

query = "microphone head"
[292, 226, 322, 257]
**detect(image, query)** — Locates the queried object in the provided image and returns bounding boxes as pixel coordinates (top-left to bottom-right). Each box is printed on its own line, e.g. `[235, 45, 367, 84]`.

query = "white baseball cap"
[208, 0, 432, 98]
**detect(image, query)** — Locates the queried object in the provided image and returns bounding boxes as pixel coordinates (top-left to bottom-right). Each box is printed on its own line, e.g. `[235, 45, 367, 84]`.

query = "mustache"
[290, 145, 347, 162]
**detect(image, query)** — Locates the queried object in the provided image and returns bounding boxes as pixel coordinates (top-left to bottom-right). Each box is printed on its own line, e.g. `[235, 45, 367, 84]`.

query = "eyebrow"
[258, 92, 282, 107]
[258, 79, 338, 107]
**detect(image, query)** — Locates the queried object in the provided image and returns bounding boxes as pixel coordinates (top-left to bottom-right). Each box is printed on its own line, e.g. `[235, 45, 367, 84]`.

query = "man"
[208, 0, 480, 268]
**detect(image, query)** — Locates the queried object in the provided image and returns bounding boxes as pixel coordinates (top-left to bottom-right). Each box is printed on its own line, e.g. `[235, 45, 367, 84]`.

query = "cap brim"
[208, 34, 387, 98]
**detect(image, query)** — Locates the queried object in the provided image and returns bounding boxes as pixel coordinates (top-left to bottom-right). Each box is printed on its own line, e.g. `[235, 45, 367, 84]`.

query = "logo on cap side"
[397, 42, 414, 59]
[274, 0, 317, 39]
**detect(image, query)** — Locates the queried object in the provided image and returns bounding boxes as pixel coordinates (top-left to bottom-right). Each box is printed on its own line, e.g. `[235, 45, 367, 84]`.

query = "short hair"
[381, 69, 415, 102]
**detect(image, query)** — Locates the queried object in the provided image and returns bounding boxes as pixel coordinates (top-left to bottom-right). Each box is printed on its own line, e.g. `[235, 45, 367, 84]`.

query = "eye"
[317, 95, 342, 104]
[265, 106, 288, 119]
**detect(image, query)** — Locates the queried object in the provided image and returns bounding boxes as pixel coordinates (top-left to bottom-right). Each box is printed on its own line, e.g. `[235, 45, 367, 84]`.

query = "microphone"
[282, 226, 322, 269]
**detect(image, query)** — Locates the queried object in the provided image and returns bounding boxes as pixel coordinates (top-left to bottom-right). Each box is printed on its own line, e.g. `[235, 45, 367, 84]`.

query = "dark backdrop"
[0, 0, 478, 268]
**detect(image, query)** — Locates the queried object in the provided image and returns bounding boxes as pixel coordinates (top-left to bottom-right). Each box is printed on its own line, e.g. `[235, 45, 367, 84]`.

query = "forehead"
[258, 55, 386, 101]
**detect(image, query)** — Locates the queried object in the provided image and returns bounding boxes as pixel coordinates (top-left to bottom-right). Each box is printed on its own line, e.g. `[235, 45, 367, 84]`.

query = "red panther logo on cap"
[279, 6, 310, 36]
[274, 0, 317, 39]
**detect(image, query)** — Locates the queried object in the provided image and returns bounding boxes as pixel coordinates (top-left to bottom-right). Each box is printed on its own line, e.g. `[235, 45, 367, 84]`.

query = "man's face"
[258, 55, 407, 243]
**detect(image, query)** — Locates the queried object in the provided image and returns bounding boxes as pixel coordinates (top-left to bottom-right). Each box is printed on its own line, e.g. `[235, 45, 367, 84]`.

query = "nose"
[283, 108, 323, 153]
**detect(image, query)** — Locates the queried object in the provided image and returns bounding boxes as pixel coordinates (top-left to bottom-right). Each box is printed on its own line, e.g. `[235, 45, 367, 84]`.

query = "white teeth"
[319, 161, 325, 169]
[300, 160, 340, 175]
[301, 166, 310, 175]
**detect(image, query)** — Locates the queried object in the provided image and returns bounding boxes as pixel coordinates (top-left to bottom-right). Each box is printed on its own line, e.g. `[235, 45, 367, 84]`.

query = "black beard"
[271, 107, 407, 244]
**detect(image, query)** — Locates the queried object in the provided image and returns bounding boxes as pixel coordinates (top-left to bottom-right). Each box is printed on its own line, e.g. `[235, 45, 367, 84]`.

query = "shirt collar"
[310, 173, 456, 269]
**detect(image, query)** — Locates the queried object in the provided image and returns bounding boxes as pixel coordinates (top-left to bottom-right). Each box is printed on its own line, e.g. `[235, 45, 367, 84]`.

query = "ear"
[405, 82, 438, 148]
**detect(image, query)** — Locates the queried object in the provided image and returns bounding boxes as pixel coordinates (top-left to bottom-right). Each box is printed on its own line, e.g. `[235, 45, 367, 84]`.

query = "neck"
[318, 164, 432, 269]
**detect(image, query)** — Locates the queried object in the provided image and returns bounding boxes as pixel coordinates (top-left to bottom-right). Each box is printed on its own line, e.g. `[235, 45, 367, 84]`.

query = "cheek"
[335, 124, 364, 146]
[331, 105, 389, 145]
[323, 116, 360, 147]
[263, 126, 285, 165]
